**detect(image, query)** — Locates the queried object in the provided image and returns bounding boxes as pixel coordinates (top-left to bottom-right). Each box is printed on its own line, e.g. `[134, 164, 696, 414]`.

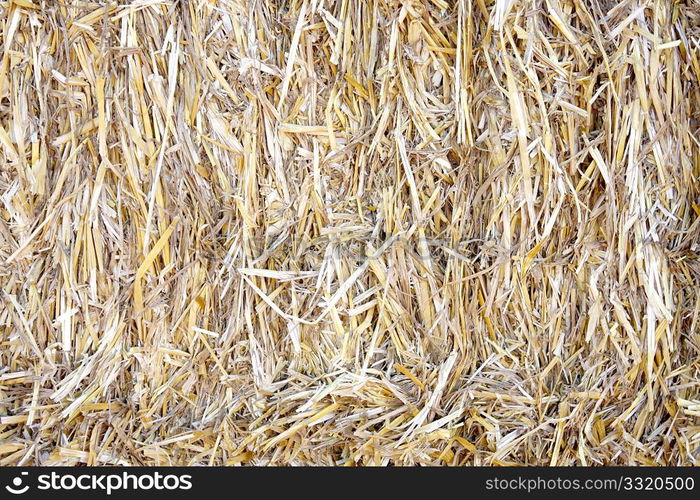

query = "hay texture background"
[1, 0, 699, 466]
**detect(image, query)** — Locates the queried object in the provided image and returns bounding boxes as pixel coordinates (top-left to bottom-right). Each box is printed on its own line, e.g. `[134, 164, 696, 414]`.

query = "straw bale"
[0, 0, 699, 465]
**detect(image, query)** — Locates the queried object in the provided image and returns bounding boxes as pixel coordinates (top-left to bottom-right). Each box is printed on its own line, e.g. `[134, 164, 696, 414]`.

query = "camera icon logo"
[5, 472, 29, 495]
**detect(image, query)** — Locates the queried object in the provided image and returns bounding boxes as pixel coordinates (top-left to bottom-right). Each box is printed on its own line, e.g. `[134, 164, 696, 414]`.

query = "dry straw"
[0, 0, 699, 465]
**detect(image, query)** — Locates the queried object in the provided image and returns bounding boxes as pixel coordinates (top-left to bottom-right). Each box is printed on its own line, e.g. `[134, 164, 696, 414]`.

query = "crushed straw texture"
[1, 0, 699, 466]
